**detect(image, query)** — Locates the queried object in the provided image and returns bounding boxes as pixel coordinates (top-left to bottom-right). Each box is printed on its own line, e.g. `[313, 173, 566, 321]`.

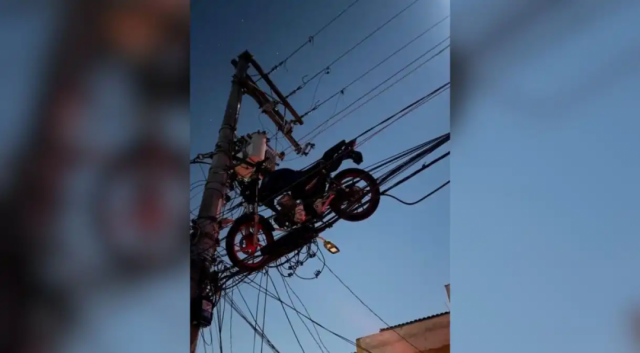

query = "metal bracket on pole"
[232, 53, 306, 155]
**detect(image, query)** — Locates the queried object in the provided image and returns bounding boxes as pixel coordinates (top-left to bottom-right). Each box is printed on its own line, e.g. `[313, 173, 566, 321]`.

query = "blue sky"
[191, 0, 450, 351]
[452, 1, 640, 352]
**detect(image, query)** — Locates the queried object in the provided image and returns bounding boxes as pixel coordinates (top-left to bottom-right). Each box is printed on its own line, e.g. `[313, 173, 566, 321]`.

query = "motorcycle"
[225, 139, 380, 271]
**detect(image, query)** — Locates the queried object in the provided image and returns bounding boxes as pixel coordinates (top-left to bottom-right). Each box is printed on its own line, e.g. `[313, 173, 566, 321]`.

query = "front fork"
[252, 180, 260, 245]
[319, 193, 336, 214]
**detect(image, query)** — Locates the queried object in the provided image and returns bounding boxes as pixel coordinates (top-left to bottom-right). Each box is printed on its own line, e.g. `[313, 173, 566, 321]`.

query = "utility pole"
[190, 51, 251, 353]
[190, 50, 308, 352]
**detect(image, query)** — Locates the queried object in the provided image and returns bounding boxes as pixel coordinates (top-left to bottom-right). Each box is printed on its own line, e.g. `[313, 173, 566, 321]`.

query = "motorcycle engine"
[277, 194, 297, 213]
[277, 194, 306, 223]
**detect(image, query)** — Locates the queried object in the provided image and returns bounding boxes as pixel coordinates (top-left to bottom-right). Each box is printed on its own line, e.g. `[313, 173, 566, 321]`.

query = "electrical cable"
[375, 133, 449, 187]
[237, 287, 262, 331]
[295, 42, 450, 148]
[216, 300, 225, 353]
[356, 88, 448, 155]
[266, 273, 306, 353]
[260, 0, 363, 79]
[365, 137, 440, 175]
[225, 293, 281, 353]
[252, 272, 265, 353]
[381, 150, 449, 194]
[356, 83, 450, 144]
[280, 276, 329, 353]
[299, 15, 450, 120]
[229, 289, 234, 353]
[383, 180, 449, 205]
[286, 0, 422, 99]
[322, 263, 422, 353]
[260, 271, 269, 353]
[244, 278, 374, 353]
[283, 278, 331, 353]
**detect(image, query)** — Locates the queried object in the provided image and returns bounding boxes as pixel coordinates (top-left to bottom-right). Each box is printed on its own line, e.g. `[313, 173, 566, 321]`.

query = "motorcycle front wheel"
[225, 215, 275, 272]
[329, 168, 380, 222]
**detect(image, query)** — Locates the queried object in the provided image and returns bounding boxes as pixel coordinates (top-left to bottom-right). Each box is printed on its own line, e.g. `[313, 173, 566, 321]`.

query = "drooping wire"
[299, 15, 450, 120]
[321, 263, 422, 352]
[229, 289, 234, 353]
[201, 325, 213, 349]
[252, 272, 265, 353]
[225, 292, 281, 353]
[216, 299, 226, 353]
[376, 134, 449, 187]
[383, 179, 449, 205]
[285, 0, 423, 100]
[260, 0, 362, 79]
[308, 68, 330, 111]
[259, 272, 269, 353]
[382, 150, 449, 195]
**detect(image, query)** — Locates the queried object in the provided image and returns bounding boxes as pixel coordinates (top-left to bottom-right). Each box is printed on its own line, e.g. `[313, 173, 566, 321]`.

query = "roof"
[380, 311, 450, 332]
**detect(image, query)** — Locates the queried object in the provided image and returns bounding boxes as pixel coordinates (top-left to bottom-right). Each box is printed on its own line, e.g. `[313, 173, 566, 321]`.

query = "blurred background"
[452, 1, 640, 352]
[0, 1, 188, 353]
[0, 0, 638, 353]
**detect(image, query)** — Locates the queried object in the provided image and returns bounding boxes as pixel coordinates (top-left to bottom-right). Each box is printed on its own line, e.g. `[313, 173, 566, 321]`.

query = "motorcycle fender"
[233, 213, 275, 233]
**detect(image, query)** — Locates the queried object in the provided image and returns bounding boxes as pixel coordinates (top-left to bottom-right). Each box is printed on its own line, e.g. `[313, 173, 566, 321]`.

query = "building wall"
[356, 314, 450, 353]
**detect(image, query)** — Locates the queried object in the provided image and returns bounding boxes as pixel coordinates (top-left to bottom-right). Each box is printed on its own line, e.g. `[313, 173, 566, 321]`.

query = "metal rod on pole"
[190, 50, 252, 353]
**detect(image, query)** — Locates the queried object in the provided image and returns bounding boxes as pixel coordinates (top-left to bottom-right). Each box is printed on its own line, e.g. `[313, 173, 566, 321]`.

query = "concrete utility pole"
[190, 50, 308, 353]
[190, 51, 251, 353]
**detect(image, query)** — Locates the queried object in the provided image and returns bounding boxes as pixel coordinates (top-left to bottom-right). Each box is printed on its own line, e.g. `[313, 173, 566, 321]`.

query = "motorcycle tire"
[225, 215, 275, 272]
[329, 168, 381, 222]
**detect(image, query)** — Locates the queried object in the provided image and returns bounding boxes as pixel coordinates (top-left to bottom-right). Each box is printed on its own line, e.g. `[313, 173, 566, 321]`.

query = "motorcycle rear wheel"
[329, 168, 380, 222]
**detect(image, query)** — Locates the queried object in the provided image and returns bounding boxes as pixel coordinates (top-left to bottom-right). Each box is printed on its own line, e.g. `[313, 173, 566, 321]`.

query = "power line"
[282, 278, 331, 353]
[261, 0, 363, 79]
[356, 84, 450, 146]
[253, 273, 266, 353]
[216, 299, 226, 353]
[266, 274, 306, 353]
[225, 293, 281, 353]
[375, 134, 449, 188]
[322, 264, 422, 353]
[383, 179, 450, 205]
[244, 279, 374, 353]
[260, 272, 269, 353]
[365, 136, 441, 175]
[280, 276, 329, 353]
[294, 40, 450, 148]
[285, 0, 423, 100]
[381, 146, 449, 195]
[229, 289, 234, 353]
[299, 15, 450, 120]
